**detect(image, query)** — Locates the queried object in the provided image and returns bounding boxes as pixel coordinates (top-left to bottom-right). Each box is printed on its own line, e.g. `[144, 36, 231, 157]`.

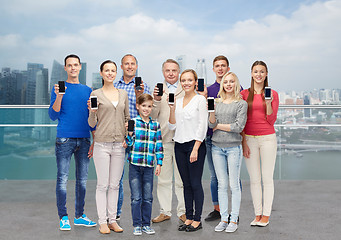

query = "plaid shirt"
[126, 116, 163, 167]
[114, 76, 151, 118]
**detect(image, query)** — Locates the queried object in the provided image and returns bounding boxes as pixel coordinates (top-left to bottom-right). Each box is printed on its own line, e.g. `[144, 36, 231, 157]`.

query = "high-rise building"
[26, 63, 45, 105]
[196, 58, 207, 84]
[92, 73, 102, 90]
[50, 60, 67, 92]
[35, 68, 49, 105]
[304, 95, 311, 118]
[79, 62, 87, 86]
[176, 55, 186, 73]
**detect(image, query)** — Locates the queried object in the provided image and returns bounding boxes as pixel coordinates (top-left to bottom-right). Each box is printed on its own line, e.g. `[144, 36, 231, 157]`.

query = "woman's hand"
[190, 149, 198, 163]
[242, 141, 250, 158]
[122, 140, 128, 149]
[87, 98, 97, 113]
[87, 142, 94, 158]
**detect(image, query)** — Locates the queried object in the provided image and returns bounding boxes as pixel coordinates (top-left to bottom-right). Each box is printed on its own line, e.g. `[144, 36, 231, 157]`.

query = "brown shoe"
[108, 222, 123, 233]
[99, 224, 110, 234]
[179, 214, 186, 223]
[152, 213, 171, 223]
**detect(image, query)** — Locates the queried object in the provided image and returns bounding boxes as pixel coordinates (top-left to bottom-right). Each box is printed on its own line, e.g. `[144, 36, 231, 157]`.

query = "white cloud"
[1, 1, 340, 91]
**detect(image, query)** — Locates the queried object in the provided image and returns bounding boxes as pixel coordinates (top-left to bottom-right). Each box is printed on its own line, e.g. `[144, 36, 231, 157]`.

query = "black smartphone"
[168, 93, 175, 104]
[135, 77, 142, 90]
[157, 83, 163, 96]
[264, 87, 271, 100]
[58, 81, 65, 94]
[90, 96, 98, 109]
[208, 97, 215, 112]
[128, 120, 135, 132]
[197, 78, 204, 92]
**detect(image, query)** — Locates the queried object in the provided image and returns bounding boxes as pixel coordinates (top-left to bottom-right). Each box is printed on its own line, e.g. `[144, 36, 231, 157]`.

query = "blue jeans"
[55, 137, 90, 219]
[212, 144, 242, 223]
[129, 163, 154, 227]
[175, 140, 206, 221]
[205, 136, 219, 206]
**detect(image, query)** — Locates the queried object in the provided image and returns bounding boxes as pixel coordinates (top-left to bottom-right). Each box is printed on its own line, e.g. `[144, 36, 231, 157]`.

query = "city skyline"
[0, 0, 340, 91]
[1, 61, 340, 105]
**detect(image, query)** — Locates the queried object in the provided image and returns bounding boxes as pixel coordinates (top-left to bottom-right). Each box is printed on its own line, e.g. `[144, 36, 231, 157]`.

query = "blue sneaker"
[60, 216, 71, 231]
[142, 226, 155, 235]
[133, 226, 142, 236]
[74, 214, 97, 227]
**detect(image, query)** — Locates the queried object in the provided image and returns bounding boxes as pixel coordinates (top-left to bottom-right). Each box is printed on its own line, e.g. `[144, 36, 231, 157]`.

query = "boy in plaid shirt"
[126, 94, 163, 235]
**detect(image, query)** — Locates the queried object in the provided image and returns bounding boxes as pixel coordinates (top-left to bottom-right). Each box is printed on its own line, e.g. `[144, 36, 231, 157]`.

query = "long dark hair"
[246, 61, 268, 114]
[100, 60, 117, 86]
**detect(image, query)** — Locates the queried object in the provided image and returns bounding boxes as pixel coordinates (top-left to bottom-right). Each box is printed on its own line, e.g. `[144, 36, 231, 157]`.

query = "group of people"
[48, 53, 279, 235]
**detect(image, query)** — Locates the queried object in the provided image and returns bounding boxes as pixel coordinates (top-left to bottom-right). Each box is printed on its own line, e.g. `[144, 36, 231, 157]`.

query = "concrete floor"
[0, 180, 340, 240]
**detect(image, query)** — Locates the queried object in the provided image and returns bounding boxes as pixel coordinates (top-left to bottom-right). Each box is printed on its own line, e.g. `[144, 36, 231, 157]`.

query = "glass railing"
[1, 105, 341, 180]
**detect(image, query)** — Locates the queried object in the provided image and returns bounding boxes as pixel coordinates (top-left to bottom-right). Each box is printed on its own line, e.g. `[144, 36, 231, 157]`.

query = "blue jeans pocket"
[56, 137, 70, 145]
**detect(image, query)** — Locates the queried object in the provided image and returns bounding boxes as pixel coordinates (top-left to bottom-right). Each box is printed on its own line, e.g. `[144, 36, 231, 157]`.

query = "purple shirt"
[206, 81, 243, 137]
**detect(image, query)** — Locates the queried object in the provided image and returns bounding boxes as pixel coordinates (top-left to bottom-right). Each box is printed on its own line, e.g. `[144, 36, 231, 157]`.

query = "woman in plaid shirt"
[126, 93, 163, 236]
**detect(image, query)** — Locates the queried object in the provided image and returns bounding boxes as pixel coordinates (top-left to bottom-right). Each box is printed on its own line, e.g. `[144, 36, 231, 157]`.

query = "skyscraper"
[176, 55, 186, 73]
[92, 72, 102, 90]
[196, 58, 207, 84]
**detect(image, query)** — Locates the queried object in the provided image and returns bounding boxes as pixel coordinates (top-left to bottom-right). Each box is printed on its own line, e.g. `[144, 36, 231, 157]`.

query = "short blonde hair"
[217, 72, 241, 102]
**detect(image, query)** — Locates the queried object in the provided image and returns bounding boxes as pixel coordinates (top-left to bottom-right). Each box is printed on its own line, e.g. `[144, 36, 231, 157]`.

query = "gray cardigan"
[208, 100, 247, 148]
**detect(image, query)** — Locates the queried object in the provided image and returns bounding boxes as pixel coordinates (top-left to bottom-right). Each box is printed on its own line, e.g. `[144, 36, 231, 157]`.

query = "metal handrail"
[0, 105, 340, 127]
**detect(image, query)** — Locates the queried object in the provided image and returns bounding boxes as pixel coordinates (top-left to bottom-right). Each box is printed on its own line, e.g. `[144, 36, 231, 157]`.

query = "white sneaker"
[215, 221, 228, 232]
[225, 222, 238, 233]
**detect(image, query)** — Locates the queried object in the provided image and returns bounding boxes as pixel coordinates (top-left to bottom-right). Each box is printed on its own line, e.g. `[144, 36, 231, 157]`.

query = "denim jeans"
[205, 136, 219, 206]
[175, 140, 206, 221]
[55, 137, 90, 219]
[129, 163, 154, 227]
[212, 144, 242, 223]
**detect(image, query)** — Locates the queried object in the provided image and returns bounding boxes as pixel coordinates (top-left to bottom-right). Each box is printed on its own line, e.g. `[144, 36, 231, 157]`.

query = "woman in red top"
[241, 61, 279, 227]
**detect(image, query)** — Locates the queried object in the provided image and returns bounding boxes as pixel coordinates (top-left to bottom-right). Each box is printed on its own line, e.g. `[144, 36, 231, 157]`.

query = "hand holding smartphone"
[208, 97, 215, 112]
[156, 83, 163, 96]
[58, 81, 65, 94]
[264, 87, 271, 100]
[197, 78, 205, 92]
[135, 77, 142, 91]
[168, 93, 175, 105]
[90, 96, 98, 110]
[128, 120, 135, 132]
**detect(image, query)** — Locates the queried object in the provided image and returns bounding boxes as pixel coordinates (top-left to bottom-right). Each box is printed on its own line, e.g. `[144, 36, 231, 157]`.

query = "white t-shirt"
[169, 94, 208, 143]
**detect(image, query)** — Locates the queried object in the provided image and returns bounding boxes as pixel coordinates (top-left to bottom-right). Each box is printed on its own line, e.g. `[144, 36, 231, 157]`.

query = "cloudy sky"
[0, 0, 340, 91]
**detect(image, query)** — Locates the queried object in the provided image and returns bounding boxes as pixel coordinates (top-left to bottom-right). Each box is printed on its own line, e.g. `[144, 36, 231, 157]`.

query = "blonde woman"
[209, 72, 247, 233]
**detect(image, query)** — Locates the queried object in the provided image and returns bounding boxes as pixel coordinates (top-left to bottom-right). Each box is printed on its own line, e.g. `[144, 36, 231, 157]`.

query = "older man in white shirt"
[151, 59, 186, 223]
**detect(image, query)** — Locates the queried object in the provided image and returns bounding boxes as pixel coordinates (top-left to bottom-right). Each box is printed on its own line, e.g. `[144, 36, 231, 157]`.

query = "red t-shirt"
[241, 89, 279, 136]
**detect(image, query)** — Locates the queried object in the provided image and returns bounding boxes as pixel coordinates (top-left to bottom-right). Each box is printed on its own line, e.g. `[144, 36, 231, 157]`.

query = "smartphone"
[264, 87, 271, 100]
[197, 78, 204, 92]
[135, 77, 142, 91]
[58, 81, 65, 94]
[208, 97, 215, 112]
[90, 96, 98, 109]
[128, 119, 135, 132]
[168, 93, 175, 105]
[157, 83, 163, 96]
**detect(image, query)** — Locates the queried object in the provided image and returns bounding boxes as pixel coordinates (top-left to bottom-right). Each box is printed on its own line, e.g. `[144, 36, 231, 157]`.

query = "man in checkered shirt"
[113, 54, 151, 221]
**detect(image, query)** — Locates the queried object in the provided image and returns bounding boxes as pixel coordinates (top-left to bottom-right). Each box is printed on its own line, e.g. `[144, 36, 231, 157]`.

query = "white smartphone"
[168, 93, 175, 105]
[208, 97, 215, 112]
[264, 87, 271, 100]
[90, 96, 98, 110]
